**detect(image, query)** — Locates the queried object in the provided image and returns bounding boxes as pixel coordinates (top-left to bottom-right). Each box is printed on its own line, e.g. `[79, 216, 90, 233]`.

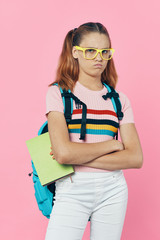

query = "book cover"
[26, 132, 74, 186]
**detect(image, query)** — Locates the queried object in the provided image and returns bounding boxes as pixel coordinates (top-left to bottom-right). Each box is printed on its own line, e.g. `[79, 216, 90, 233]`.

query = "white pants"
[45, 170, 128, 240]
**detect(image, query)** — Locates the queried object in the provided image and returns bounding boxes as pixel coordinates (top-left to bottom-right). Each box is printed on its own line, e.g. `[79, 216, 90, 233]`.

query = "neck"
[78, 72, 103, 91]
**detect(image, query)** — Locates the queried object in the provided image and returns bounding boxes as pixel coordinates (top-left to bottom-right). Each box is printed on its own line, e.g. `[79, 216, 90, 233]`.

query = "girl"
[45, 22, 143, 240]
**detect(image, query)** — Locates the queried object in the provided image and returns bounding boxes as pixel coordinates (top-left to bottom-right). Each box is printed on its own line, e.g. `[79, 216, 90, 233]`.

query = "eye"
[102, 49, 109, 54]
[86, 49, 95, 53]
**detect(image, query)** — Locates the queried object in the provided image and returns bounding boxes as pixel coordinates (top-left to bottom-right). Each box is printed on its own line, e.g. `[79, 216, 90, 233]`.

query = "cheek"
[78, 58, 90, 69]
[102, 62, 108, 72]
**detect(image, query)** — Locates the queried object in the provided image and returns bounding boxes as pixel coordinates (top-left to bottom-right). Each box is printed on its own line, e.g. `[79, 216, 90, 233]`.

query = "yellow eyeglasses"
[75, 46, 115, 60]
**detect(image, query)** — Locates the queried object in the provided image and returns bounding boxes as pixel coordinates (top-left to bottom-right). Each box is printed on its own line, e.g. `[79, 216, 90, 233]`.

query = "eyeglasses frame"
[74, 45, 115, 60]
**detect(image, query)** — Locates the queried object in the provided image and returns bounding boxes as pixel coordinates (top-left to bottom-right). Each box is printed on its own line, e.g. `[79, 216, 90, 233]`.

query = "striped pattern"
[68, 109, 119, 137]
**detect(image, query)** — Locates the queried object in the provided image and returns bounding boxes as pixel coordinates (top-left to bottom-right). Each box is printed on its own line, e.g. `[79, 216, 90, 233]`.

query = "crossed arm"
[79, 123, 143, 170]
[47, 111, 143, 171]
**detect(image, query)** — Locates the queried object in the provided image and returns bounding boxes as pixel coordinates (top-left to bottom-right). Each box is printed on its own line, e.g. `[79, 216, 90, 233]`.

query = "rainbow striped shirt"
[46, 80, 134, 172]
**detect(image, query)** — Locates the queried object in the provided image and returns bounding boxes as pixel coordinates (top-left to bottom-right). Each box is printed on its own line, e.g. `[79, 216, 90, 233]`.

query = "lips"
[94, 64, 102, 67]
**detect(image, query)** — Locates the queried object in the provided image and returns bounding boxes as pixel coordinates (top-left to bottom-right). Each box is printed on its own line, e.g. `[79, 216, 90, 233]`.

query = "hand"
[116, 141, 125, 151]
[50, 146, 55, 159]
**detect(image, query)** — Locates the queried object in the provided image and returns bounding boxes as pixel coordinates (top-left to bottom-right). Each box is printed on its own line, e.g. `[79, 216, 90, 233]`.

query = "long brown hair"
[49, 22, 118, 91]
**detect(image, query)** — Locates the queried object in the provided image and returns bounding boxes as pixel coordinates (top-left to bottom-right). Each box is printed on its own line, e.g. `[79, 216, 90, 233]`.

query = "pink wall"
[1, 0, 159, 239]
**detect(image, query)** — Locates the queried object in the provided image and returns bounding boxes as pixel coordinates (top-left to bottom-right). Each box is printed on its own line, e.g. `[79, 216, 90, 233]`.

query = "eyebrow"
[86, 47, 110, 49]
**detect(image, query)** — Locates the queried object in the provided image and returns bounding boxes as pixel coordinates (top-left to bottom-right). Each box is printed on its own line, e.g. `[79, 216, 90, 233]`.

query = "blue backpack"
[28, 82, 124, 220]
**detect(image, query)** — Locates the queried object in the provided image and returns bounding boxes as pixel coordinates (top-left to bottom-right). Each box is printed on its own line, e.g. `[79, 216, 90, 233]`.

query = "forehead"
[80, 32, 110, 48]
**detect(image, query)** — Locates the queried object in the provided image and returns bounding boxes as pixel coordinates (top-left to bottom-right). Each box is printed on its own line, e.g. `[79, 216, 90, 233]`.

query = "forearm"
[62, 140, 120, 165]
[80, 149, 142, 170]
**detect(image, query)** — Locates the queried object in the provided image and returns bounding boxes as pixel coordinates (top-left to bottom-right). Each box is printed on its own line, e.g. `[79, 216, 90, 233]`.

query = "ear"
[72, 46, 78, 59]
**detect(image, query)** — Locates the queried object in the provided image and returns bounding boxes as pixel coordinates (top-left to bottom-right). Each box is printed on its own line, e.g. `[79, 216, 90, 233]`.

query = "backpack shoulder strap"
[52, 83, 73, 124]
[53, 83, 87, 140]
[61, 89, 87, 140]
[102, 82, 124, 120]
[102, 82, 124, 140]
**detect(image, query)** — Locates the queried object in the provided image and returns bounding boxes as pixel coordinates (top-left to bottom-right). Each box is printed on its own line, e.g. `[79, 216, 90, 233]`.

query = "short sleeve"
[118, 91, 135, 125]
[45, 85, 64, 118]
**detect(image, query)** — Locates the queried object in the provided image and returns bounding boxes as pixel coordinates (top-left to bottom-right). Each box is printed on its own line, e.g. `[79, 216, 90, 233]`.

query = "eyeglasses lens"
[85, 49, 113, 60]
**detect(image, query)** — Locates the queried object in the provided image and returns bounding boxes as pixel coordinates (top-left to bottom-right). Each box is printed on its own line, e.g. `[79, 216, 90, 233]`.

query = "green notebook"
[26, 132, 74, 186]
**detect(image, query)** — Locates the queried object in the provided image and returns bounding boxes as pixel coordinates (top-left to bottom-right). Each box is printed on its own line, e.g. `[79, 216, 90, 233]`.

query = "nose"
[95, 51, 102, 60]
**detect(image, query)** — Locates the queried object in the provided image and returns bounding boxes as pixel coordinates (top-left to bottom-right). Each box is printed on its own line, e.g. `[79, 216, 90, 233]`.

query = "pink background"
[0, 0, 159, 239]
